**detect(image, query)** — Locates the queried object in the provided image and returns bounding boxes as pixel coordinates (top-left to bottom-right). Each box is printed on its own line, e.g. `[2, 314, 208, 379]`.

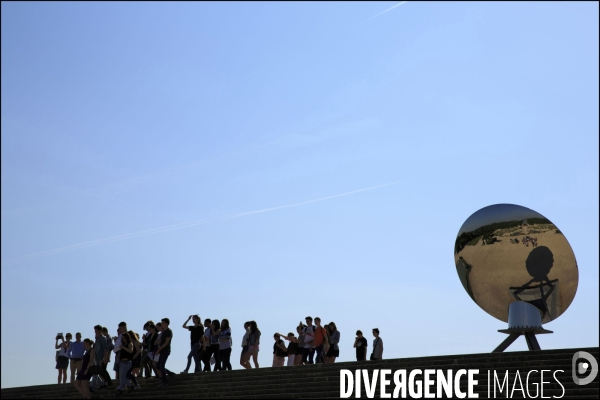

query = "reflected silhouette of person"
[510, 246, 558, 320]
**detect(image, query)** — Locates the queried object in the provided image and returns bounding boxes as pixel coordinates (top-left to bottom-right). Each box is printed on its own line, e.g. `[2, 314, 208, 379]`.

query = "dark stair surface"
[2, 347, 598, 399]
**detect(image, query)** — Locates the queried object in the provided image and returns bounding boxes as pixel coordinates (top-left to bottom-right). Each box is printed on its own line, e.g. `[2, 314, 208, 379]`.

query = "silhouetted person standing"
[354, 330, 367, 362]
[181, 315, 203, 374]
[155, 318, 173, 387]
[68, 333, 85, 384]
[90, 325, 112, 391]
[371, 328, 383, 360]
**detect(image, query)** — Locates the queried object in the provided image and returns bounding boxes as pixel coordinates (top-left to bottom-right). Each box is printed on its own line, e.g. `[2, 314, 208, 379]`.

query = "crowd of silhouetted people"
[55, 315, 384, 398]
[522, 236, 538, 247]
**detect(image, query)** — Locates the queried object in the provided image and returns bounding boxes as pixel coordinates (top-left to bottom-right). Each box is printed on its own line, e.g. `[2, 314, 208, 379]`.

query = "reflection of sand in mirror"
[454, 224, 578, 323]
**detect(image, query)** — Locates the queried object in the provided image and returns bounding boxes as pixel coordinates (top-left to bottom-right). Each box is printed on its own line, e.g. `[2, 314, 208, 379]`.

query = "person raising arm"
[354, 330, 367, 362]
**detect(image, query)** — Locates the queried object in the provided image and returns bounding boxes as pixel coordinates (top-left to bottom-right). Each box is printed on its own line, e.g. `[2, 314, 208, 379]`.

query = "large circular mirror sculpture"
[454, 204, 578, 352]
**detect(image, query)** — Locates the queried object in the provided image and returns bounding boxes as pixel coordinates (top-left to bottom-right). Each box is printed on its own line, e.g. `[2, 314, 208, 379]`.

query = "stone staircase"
[2, 347, 598, 399]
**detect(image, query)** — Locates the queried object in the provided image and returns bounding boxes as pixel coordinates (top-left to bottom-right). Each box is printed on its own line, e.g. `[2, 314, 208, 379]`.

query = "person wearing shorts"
[55, 333, 72, 384]
[248, 321, 261, 368]
[272, 334, 287, 367]
[126, 330, 141, 389]
[74, 338, 95, 399]
[294, 324, 306, 365]
[240, 321, 251, 369]
[281, 332, 297, 366]
[325, 322, 340, 363]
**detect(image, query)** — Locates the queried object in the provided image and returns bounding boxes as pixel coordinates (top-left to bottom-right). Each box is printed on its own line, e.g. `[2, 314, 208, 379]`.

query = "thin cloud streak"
[2, 182, 399, 266]
[360, 1, 408, 25]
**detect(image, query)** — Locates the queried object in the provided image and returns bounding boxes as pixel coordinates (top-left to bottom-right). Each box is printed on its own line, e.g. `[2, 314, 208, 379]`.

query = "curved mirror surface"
[455, 204, 578, 323]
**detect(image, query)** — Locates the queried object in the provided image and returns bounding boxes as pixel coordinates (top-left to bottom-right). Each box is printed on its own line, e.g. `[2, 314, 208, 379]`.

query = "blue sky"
[1, 2, 598, 389]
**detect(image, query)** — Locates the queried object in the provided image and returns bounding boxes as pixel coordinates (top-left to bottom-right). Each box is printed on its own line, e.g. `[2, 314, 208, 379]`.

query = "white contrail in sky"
[2, 182, 398, 265]
[361, 1, 408, 25]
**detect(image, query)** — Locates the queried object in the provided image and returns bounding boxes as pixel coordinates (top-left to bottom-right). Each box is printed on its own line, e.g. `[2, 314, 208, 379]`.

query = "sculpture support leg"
[524, 332, 541, 351]
[492, 333, 520, 353]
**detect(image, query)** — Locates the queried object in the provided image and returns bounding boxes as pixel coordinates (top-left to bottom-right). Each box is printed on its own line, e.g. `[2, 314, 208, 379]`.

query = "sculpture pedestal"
[492, 301, 553, 353]
[493, 327, 553, 352]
